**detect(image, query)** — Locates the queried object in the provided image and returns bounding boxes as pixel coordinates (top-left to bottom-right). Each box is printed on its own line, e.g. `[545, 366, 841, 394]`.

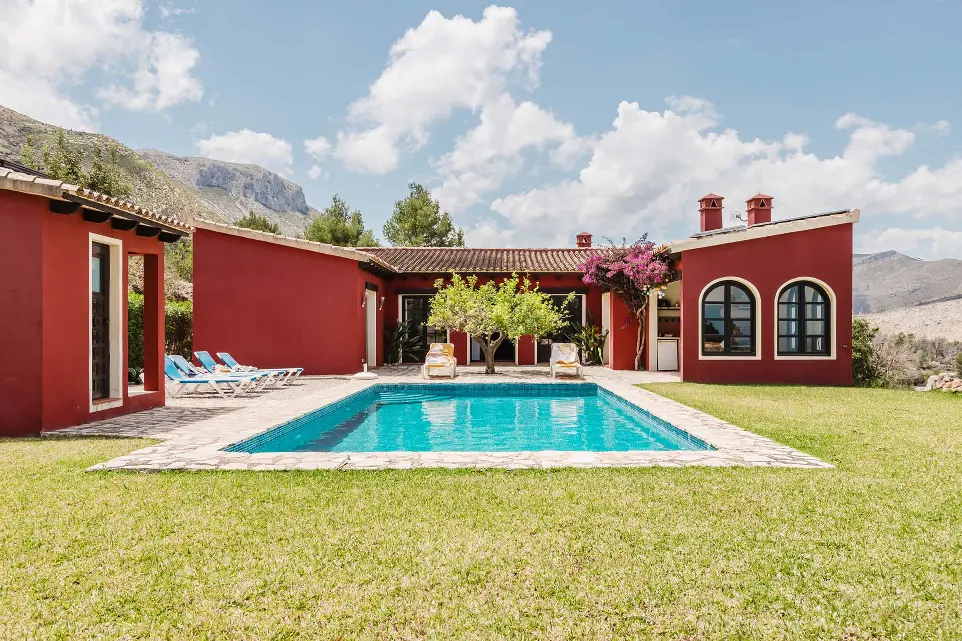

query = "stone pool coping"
[85, 368, 832, 471]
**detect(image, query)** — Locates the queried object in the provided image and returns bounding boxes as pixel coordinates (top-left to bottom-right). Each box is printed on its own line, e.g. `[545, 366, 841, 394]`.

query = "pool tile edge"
[88, 371, 832, 472]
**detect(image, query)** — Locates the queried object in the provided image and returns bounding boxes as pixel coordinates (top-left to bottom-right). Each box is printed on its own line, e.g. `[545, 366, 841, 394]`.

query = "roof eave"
[669, 209, 860, 253]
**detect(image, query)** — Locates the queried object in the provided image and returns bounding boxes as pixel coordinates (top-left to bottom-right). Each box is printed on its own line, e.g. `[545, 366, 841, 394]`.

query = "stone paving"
[54, 366, 831, 472]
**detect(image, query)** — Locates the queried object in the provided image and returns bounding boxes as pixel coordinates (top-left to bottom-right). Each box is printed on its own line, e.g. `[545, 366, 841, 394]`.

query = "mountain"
[853, 251, 962, 313]
[0, 105, 312, 235]
[137, 150, 315, 235]
[860, 299, 962, 341]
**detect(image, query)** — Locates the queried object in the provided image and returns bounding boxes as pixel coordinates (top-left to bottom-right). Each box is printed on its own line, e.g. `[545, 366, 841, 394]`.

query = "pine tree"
[235, 210, 281, 234]
[303, 195, 379, 247]
[383, 182, 464, 247]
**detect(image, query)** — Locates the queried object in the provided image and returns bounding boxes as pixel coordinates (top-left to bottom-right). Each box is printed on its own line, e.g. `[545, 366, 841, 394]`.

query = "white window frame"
[773, 277, 837, 360]
[697, 276, 763, 361]
[89, 233, 124, 412]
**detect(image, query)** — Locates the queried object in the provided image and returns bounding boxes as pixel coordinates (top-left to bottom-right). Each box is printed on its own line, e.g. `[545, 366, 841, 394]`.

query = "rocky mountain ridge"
[137, 150, 315, 234]
[0, 104, 312, 234]
[853, 251, 962, 313]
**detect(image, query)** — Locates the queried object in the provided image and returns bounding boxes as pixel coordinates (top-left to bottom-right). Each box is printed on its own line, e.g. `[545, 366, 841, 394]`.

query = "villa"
[193, 194, 858, 385]
[0, 160, 857, 438]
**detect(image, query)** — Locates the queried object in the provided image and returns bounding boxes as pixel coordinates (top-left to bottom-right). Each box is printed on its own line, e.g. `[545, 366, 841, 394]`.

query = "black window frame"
[777, 282, 831, 356]
[701, 281, 756, 357]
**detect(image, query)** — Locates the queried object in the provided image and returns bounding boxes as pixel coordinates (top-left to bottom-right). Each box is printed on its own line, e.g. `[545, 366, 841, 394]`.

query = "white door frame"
[365, 289, 377, 367]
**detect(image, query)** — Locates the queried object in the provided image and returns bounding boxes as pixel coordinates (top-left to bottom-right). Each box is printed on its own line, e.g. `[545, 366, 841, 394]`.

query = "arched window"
[702, 281, 756, 356]
[778, 282, 830, 355]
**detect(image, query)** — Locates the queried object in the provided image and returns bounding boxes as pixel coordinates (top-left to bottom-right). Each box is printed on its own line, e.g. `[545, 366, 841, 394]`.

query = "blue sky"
[2, 0, 961, 258]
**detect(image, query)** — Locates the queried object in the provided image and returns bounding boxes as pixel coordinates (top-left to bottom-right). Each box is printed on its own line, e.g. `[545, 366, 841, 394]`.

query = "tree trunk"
[634, 303, 648, 371]
[480, 334, 505, 374]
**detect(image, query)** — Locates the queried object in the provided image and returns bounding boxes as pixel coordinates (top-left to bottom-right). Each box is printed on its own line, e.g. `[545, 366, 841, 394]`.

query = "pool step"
[377, 392, 445, 405]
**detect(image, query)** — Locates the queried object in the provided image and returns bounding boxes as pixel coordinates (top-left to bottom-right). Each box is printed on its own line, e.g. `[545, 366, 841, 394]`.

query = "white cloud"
[433, 94, 578, 212]
[489, 99, 962, 248]
[304, 135, 332, 159]
[158, 1, 195, 19]
[464, 219, 517, 247]
[196, 130, 294, 176]
[99, 32, 203, 111]
[307, 165, 324, 180]
[0, 0, 202, 129]
[320, 5, 552, 174]
[857, 227, 962, 260]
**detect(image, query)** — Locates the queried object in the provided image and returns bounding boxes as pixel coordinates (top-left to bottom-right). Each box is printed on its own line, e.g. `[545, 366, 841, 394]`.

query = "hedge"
[127, 295, 193, 380]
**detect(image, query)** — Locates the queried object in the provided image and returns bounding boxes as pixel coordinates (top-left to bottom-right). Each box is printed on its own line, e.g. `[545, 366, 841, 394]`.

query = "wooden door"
[91, 243, 110, 400]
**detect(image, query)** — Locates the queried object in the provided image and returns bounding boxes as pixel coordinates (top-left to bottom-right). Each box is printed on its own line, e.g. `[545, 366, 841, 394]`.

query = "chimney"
[746, 193, 773, 226]
[576, 231, 593, 248]
[698, 194, 724, 232]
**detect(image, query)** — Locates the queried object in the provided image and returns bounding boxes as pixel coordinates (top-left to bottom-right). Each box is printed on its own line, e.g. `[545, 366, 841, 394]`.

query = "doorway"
[91, 242, 110, 400]
[400, 295, 446, 362]
[365, 289, 377, 368]
[536, 294, 584, 363]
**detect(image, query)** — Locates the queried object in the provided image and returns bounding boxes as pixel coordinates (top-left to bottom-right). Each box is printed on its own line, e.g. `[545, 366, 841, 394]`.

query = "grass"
[1, 386, 961, 639]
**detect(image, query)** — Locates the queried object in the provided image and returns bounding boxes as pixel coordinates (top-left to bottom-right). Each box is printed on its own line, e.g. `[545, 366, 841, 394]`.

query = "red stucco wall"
[680, 223, 854, 385]
[40, 204, 167, 431]
[193, 228, 384, 375]
[0, 190, 167, 435]
[606, 294, 639, 370]
[0, 192, 44, 436]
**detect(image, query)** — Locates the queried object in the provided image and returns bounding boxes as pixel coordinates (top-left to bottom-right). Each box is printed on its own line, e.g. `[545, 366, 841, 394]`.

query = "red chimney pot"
[576, 232, 593, 248]
[746, 193, 773, 226]
[698, 194, 724, 232]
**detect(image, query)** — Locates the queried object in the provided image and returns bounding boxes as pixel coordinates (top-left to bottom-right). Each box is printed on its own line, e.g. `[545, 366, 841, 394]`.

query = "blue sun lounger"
[194, 351, 281, 389]
[164, 356, 259, 398]
[171, 354, 272, 391]
[216, 352, 303, 385]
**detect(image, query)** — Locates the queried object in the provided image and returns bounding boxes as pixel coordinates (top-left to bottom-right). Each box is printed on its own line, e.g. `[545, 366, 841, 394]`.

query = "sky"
[1, 0, 961, 259]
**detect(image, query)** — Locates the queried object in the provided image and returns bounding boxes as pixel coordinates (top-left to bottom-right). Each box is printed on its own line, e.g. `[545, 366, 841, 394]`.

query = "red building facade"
[192, 194, 858, 386]
[0, 166, 190, 437]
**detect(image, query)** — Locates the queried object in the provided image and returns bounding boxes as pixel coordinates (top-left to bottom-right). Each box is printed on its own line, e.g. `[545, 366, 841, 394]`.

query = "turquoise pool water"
[225, 384, 712, 454]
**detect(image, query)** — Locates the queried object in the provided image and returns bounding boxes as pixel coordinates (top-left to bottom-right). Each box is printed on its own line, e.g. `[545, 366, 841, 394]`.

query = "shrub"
[565, 318, 609, 366]
[127, 293, 144, 382]
[165, 300, 193, 359]
[955, 352, 962, 375]
[852, 318, 885, 387]
[126, 297, 193, 372]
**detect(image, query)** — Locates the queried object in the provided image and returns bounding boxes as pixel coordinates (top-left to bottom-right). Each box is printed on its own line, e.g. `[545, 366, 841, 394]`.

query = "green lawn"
[2, 386, 961, 640]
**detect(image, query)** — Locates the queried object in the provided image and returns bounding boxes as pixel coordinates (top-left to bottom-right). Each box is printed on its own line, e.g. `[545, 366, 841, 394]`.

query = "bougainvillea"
[579, 236, 671, 370]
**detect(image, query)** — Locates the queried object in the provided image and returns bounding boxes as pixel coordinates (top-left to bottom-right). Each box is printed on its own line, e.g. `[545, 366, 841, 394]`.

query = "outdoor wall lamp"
[361, 295, 367, 308]
[379, 296, 385, 310]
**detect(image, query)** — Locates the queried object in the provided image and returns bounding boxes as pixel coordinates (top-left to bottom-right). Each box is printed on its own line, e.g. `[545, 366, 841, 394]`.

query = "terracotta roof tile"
[0, 167, 192, 233]
[360, 247, 602, 274]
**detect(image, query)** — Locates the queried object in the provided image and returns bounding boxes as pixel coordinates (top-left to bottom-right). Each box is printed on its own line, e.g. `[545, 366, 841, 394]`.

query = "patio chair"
[216, 351, 303, 385]
[194, 351, 278, 389]
[170, 353, 271, 390]
[421, 343, 457, 379]
[550, 343, 583, 378]
[163, 356, 259, 398]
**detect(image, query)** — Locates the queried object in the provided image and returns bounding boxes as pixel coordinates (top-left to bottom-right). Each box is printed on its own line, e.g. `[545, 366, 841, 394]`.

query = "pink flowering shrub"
[578, 237, 671, 369]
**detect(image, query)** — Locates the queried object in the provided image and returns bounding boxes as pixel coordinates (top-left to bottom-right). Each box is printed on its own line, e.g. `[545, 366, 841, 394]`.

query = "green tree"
[166, 239, 193, 281]
[383, 182, 464, 247]
[304, 195, 378, 247]
[87, 145, 132, 198]
[40, 129, 87, 186]
[20, 135, 41, 170]
[852, 318, 885, 387]
[19, 129, 132, 198]
[235, 210, 280, 234]
[428, 273, 572, 374]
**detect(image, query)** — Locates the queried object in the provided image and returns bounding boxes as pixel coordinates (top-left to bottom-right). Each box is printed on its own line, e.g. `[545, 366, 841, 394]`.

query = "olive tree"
[428, 273, 572, 374]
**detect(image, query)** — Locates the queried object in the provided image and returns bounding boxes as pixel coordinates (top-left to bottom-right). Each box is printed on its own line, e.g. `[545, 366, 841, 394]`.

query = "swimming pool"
[225, 383, 713, 454]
